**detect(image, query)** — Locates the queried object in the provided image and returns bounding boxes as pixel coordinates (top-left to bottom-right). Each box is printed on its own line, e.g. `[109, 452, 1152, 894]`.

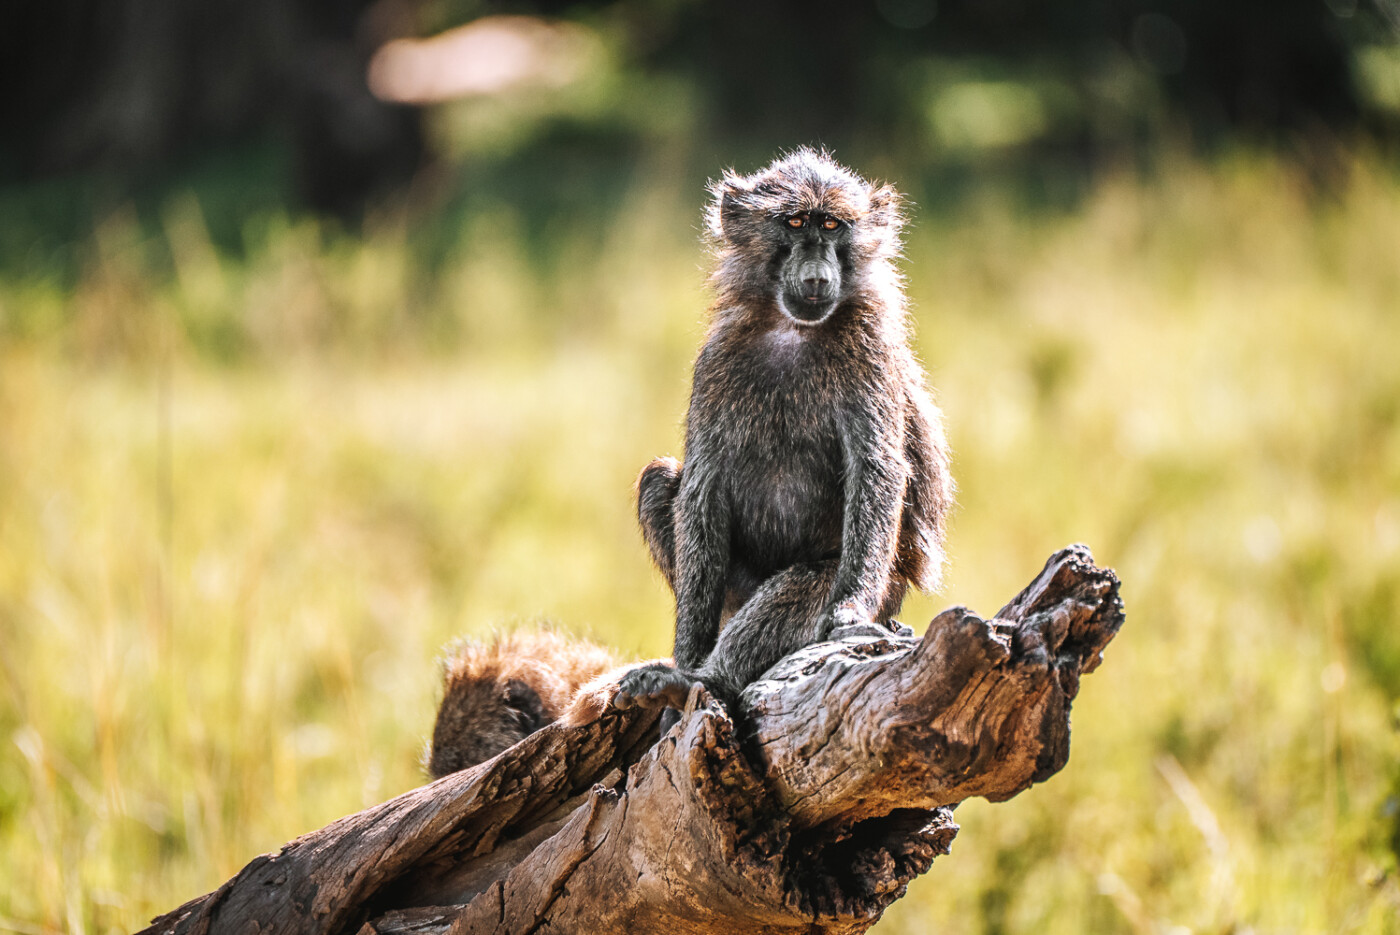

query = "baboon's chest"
[701, 328, 863, 567]
[722, 386, 846, 567]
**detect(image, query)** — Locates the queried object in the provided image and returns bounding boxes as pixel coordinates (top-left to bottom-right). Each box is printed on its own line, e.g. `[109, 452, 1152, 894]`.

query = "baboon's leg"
[614, 560, 837, 712]
[694, 559, 840, 703]
[636, 457, 681, 590]
[612, 559, 914, 716]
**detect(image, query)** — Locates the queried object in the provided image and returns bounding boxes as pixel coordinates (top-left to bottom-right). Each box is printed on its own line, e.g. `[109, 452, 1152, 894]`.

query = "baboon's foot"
[887, 619, 915, 638]
[611, 662, 695, 711]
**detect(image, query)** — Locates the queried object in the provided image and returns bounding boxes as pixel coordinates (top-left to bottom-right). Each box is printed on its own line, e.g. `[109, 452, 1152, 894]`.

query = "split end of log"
[742, 543, 1124, 825]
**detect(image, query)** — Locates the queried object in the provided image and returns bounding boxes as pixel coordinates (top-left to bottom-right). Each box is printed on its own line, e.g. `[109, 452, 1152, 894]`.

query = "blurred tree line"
[1, 0, 1397, 219]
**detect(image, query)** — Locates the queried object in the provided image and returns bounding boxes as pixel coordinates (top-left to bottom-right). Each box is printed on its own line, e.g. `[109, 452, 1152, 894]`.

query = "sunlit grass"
[1, 151, 1397, 934]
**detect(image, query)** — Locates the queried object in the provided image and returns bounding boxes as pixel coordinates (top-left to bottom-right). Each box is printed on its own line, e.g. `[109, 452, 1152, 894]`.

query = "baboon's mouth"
[779, 289, 838, 324]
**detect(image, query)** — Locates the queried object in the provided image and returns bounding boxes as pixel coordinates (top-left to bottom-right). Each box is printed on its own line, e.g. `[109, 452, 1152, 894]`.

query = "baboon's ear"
[867, 183, 904, 230]
[708, 172, 756, 243]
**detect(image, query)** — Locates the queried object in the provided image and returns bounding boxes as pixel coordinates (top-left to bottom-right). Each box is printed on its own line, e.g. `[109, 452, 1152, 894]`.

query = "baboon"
[425, 150, 951, 775]
[613, 148, 952, 713]
[427, 628, 619, 778]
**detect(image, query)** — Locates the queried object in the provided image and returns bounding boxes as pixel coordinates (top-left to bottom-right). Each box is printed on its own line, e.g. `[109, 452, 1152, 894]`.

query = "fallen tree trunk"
[140, 544, 1123, 935]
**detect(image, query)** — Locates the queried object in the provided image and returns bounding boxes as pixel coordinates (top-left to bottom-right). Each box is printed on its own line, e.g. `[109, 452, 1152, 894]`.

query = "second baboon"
[427, 628, 620, 777]
[614, 148, 953, 713]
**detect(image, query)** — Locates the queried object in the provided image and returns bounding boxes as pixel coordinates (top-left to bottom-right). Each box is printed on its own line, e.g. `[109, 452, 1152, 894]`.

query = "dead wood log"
[139, 544, 1123, 935]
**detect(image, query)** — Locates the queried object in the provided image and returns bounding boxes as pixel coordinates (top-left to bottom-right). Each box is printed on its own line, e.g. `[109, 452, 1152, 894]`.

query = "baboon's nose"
[802, 276, 830, 298]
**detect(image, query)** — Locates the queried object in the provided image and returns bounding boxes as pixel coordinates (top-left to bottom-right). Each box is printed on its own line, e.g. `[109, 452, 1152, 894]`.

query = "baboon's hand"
[818, 601, 876, 641]
[611, 663, 695, 711]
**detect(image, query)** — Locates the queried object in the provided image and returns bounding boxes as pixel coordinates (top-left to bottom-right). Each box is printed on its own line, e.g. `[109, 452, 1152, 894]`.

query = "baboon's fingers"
[612, 662, 696, 711]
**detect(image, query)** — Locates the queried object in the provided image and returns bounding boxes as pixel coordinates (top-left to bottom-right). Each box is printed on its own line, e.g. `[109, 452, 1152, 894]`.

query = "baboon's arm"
[828, 396, 909, 626]
[671, 460, 731, 671]
[898, 387, 952, 591]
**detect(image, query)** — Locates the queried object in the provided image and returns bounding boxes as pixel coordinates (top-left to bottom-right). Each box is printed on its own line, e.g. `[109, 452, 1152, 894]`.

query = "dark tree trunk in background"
[0, 0, 423, 215]
[0, 0, 1382, 216]
[653, 0, 1374, 156]
[138, 545, 1124, 935]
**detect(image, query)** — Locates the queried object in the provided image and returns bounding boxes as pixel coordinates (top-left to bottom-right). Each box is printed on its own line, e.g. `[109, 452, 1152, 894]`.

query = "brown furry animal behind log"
[427, 628, 619, 777]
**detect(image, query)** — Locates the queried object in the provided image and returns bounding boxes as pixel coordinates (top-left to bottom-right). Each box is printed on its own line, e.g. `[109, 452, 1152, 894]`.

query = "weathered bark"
[139, 544, 1123, 935]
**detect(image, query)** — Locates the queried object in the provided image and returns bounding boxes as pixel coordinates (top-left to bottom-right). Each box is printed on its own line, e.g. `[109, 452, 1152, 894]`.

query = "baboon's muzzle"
[780, 246, 841, 323]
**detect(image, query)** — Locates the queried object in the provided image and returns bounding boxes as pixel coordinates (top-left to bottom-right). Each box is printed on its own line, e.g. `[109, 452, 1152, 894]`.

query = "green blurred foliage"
[1, 146, 1399, 935]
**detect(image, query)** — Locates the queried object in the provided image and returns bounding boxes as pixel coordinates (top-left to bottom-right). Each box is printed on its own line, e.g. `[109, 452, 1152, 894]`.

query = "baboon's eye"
[786, 215, 806, 229]
[822, 217, 841, 231]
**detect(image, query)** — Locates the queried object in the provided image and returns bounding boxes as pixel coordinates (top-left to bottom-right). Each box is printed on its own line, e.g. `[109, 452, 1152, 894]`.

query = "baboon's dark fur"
[617, 148, 953, 711]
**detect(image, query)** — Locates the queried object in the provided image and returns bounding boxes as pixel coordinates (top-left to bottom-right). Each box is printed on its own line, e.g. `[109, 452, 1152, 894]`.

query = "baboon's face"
[707, 149, 903, 325]
[773, 209, 851, 325]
